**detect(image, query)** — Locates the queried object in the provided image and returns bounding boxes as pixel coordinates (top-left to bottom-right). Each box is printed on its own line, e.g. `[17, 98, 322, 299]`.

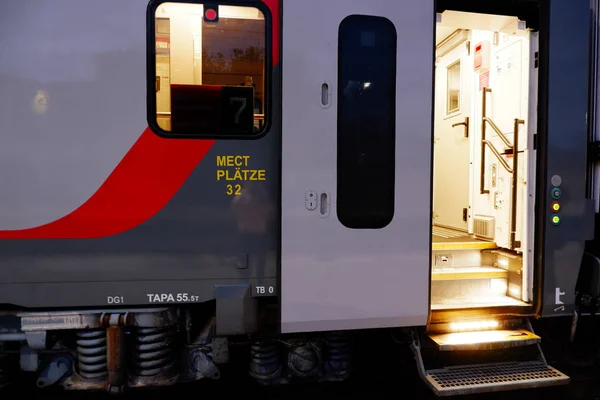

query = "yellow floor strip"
[432, 241, 498, 251]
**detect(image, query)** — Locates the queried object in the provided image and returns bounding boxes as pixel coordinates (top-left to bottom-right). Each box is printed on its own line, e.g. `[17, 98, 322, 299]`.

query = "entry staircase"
[411, 319, 569, 396]
[430, 226, 526, 310]
[413, 227, 570, 396]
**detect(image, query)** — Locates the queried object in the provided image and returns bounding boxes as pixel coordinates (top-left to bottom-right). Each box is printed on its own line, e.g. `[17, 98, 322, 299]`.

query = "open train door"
[280, 0, 434, 333]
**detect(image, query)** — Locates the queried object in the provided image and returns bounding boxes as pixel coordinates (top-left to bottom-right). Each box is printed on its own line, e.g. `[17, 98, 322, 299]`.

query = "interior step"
[432, 240, 497, 251]
[427, 328, 540, 351]
[430, 295, 529, 310]
[431, 227, 497, 251]
[431, 266, 507, 281]
[423, 361, 569, 396]
[411, 321, 570, 396]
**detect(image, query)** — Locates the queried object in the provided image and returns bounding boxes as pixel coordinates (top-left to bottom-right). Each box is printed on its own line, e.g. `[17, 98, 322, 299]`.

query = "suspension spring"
[76, 329, 108, 380]
[249, 340, 281, 383]
[324, 332, 352, 380]
[131, 326, 177, 377]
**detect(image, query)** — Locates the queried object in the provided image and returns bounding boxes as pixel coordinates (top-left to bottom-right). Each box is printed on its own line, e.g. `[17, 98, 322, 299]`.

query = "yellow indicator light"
[551, 201, 561, 212]
[552, 215, 561, 225]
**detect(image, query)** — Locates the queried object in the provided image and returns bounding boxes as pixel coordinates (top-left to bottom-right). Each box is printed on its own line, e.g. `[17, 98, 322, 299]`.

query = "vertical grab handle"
[320, 82, 331, 108]
[319, 192, 330, 217]
[510, 118, 525, 250]
[480, 88, 492, 194]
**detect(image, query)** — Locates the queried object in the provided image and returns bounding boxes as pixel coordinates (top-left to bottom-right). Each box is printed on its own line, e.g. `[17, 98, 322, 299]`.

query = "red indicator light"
[205, 8, 217, 21]
[551, 201, 561, 213]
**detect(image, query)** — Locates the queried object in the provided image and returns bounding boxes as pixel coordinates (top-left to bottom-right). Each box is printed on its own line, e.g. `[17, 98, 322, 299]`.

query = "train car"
[0, 0, 598, 396]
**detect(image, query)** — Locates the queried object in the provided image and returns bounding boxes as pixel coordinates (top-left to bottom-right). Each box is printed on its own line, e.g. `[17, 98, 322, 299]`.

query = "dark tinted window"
[337, 15, 397, 229]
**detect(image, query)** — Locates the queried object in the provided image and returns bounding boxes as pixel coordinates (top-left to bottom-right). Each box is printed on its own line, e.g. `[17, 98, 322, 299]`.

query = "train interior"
[430, 10, 537, 314]
[153, 2, 266, 134]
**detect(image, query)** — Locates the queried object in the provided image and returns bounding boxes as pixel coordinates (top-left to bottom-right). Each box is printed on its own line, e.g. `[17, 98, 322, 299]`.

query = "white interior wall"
[156, 3, 203, 86]
[433, 30, 472, 230]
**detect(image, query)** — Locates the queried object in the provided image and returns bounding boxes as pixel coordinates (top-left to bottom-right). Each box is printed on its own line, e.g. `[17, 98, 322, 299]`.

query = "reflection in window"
[153, 3, 266, 136]
[337, 15, 397, 229]
[446, 61, 460, 114]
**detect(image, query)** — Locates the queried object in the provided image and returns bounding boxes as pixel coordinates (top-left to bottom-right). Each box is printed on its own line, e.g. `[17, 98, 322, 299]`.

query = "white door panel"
[433, 40, 471, 230]
[281, 0, 434, 333]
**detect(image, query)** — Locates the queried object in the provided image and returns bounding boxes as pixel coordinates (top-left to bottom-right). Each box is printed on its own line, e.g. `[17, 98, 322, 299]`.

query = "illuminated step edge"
[427, 329, 540, 351]
[432, 241, 498, 251]
[431, 266, 507, 281]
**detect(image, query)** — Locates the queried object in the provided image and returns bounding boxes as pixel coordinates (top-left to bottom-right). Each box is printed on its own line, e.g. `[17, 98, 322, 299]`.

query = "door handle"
[319, 192, 330, 218]
[452, 117, 469, 138]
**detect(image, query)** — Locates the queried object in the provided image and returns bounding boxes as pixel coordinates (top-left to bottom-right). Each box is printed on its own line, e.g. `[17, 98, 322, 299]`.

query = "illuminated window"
[149, 2, 268, 137]
[446, 60, 460, 114]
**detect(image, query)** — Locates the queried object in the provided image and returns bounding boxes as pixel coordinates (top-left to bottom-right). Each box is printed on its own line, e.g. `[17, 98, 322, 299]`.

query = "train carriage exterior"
[0, 0, 599, 396]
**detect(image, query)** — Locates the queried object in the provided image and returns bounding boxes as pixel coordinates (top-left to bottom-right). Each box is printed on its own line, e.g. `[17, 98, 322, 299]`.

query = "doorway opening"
[430, 11, 538, 312]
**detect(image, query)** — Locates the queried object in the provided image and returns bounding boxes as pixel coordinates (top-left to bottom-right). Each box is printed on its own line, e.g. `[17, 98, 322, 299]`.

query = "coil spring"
[131, 326, 177, 377]
[249, 340, 281, 382]
[324, 332, 351, 380]
[287, 342, 322, 378]
[76, 329, 108, 380]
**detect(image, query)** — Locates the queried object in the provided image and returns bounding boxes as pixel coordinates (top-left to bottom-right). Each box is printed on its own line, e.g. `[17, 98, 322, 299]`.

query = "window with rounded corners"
[147, 1, 271, 139]
[337, 14, 397, 229]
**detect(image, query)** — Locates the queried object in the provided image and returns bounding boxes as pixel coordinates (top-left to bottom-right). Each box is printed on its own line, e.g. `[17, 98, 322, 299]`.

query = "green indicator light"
[551, 188, 561, 199]
[551, 215, 561, 225]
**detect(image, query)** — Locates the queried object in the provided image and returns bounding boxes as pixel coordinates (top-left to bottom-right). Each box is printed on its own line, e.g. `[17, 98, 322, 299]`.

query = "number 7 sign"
[222, 86, 254, 134]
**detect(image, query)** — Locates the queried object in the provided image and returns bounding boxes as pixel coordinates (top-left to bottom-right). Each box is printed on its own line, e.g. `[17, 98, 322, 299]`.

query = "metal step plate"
[430, 295, 529, 310]
[431, 227, 497, 251]
[427, 329, 540, 351]
[431, 266, 507, 281]
[425, 361, 570, 396]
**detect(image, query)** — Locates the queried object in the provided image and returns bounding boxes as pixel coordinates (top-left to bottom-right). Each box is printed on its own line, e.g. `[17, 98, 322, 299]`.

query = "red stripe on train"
[263, 0, 280, 66]
[0, 128, 215, 239]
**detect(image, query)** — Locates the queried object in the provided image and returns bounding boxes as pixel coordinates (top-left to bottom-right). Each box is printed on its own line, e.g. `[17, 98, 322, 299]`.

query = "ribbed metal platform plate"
[425, 361, 570, 396]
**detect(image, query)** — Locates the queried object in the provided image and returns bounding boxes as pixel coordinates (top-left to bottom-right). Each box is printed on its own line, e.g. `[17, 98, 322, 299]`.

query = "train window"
[446, 60, 460, 114]
[337, 15, 397, 229]
[149, 2, 268, 137]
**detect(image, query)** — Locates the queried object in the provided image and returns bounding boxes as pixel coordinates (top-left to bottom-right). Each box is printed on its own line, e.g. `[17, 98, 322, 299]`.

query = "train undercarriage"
[2, 304, 600, 396]
[0, 306, 352, 393]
